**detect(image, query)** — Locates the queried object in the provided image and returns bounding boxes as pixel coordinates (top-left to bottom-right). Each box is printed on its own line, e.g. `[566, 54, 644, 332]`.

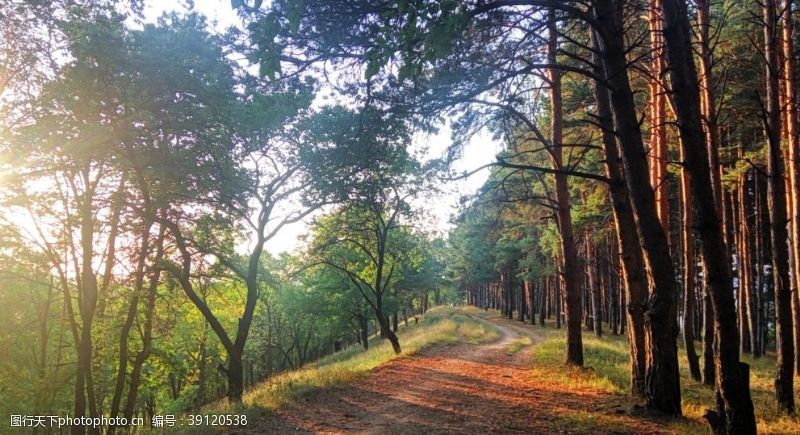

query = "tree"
[761, 0, 796, 416]
[658, 0, 757, 429]
[591, 0, 682, 416]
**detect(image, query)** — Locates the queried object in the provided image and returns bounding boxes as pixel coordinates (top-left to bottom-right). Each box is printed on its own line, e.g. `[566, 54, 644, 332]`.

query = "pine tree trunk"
[739, 168, 761, 358]
[586, 234, 603, 337]
[765, 0, 796, 415]
[659, 0, 758, 430]
[781, 0, 800, 380]
[593, 0, 681, 414]
[648, 0, 669, 233]
[732, 189, 752, 354]
[548, 8, 583, 366]
[680, 152, 702, 381]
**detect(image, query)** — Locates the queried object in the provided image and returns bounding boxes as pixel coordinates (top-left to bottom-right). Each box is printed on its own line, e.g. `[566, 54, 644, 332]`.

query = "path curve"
[240, 313, 669, 434]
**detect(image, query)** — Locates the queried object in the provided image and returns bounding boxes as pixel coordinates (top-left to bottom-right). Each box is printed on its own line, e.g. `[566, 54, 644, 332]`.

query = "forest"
[1, 0, 800, 434]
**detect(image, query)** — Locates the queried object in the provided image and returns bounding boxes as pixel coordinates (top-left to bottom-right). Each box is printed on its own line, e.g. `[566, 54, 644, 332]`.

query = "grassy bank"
[523, 321, 800, 434]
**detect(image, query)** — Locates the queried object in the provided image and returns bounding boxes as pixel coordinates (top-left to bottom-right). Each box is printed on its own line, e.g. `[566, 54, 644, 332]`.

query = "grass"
[523, 322, 800, 434]
[506, 336, 533, 355]
[165, 306, 500, 433]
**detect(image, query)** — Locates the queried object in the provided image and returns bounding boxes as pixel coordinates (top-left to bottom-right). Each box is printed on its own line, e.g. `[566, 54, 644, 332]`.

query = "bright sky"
[140, 0, 499, 254]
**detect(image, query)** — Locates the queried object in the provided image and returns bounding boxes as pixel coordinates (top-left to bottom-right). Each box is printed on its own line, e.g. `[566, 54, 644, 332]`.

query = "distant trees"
[301, 110, 428, 354]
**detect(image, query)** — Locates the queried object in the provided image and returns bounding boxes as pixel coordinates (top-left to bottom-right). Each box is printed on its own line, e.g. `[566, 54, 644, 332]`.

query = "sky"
[140, 0, 500, 254]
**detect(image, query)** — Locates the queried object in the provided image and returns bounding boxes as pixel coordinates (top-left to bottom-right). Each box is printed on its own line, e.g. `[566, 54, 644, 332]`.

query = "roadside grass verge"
[526, 324, 800, 434]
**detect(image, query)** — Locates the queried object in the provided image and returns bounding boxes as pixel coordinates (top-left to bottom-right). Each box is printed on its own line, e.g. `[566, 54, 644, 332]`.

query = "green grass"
[506, 336, 533, 355]
[526, 326, 800, 434]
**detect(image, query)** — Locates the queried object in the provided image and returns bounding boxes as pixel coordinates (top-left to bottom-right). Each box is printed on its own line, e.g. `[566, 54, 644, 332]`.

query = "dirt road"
[240, 314, 669, 434]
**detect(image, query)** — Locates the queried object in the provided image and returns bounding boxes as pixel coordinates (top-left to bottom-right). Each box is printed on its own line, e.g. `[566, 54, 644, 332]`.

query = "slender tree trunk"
[765, 0, 797, 415]
[76, 184, 100, 435]
[110, 220, 152, 425]
[681, 149, 702, 381]
[548, 8, 583, 366]
[123, 225, 166, 421]
[586, 234, 602, 337]
[740, 168, 761, 357]
[359, 314, 369, 350]
[793, 292, 800, 374]
[539, 280, 547, 326]
[781, 0, 800, 380]
[733, 188, 752, 354]
[648, 0, 669, 233]
[702, 275, 716, 386]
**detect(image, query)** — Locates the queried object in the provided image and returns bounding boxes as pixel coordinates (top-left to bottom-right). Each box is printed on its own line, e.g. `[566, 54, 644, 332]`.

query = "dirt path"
[240, 314, 669, 434]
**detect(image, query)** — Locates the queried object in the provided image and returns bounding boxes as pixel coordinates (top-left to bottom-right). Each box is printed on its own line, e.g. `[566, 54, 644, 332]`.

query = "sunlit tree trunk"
[547, 8, 583, 366]
[123, 224, 166, 422]
[648, 0, 669, 233]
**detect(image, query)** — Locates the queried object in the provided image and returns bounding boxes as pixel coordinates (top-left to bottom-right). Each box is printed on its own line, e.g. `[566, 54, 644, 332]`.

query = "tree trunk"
[226, 351, 244, 402]
[593, 0, 681, 414]
[359, 314, 369, 350]
[793, 291, 800, 374]
[548, 8, 583, 366]
[702, 279, 716, 386]
[781, 0, 800, 380]
[739, 167, 760, 357]
[586, 233, 602, 337]
[648, 0, 669, 234]
[733, 188, 751, 354]
[539, 279, 547, 326]
[110, 220, 154, 426]
[378, 312, 401, 354]
[681, 151, 702, 381]
[123, 225, 166, 422]
[591, 28, 648, 395]
[76, 189, 100, 435]
[659, 0, 757, 430]
[765, 0, 797, 415]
